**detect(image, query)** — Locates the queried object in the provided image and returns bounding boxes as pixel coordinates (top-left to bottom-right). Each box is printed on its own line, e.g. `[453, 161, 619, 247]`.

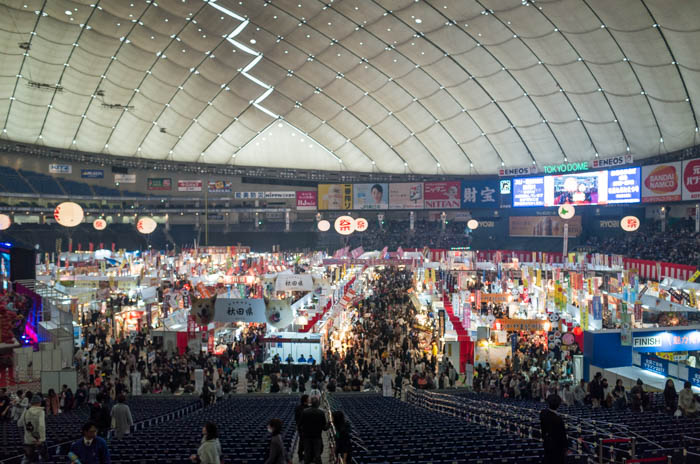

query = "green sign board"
[543, 162, 589, 174]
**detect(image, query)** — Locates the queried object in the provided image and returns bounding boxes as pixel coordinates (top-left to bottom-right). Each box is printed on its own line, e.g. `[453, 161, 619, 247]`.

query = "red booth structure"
[442, 295, 474, 374]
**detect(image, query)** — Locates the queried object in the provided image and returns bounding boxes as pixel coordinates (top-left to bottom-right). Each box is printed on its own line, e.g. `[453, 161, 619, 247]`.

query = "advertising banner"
[632, 329, 700, 352]
[49, 164, 72, 174]
[81, 169, 104, 179]
[509, 216, 582, 237]
[177, 180, 203, 192]
[208, 180, 232, 193]
[389, 183, 424, 209]
[213, 298, 267, 323]
[318, 184, 353, 210]
[147, 178, 172, 191]
[607, 167, 641, 204]
[114, 174, 136, 184]
[689, 366, 700, 388]
[424, 181, 460, 209]
[353, 183, 388, 209]
[264, 191, 295, 199]
[296, 191, 317, 210]
[494, 319, 548, 332]
[512, 177, 545, 207]
[641, 162, 681, 202]
[274, 273, 313, 292]
[682, 158, 700, 201]
[461, 180, 499, 207]
[639, 353, 669, 376]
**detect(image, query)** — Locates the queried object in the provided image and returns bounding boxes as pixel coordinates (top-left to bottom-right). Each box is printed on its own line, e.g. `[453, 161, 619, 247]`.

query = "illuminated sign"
[632, 330, 700, 352]
[543, 162, 589, 174]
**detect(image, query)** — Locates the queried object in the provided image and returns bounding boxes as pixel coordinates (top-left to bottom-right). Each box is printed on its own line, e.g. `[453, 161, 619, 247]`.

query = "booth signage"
[689, 366, 700, 388]
[481, 293, 510, 304]
[498, 166, 538, 177]
[632, 335, 663, 348]
[640, 353, 668, 376]
[275, 274, 313, 292]
[494, 319, 548, 332]
[213, 298, 266, 323]
[632, 330, 700, 352]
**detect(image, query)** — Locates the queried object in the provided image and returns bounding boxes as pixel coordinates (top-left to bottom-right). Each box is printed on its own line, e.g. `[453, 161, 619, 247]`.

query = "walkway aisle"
[234, 366, 248, 393]
[292, 431, 332, 464]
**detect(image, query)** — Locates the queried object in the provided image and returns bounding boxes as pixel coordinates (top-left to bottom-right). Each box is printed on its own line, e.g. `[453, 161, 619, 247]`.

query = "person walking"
[679, 381, 697, 417]
[332, 410, 352, 464]
[540, 394, 568, 464]
[190, 422, 222, 464]
[264, 418, 289, 464]
[294, 395, 309, 462]
[68, 421, 110, 464]
[300, 397, 328, 464]
[663, 379, 678, 414]
[18, 396, 46, 464]
[89, 395, 111, 438]
[110, 395, 133, 440]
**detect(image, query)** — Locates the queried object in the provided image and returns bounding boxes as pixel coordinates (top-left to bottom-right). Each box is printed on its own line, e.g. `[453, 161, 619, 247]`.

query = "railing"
[404, 387, 668, 463]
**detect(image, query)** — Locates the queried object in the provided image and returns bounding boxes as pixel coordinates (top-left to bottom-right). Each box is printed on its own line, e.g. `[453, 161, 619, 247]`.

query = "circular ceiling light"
[64, 10, 72, 15]
[249, 38, 256, 44]
[415, 18, 422, 23]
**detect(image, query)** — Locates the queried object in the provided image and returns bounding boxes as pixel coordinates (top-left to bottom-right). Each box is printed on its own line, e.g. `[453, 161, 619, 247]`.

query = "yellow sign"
[481, 293, 510, 304]
[495, 319, 548, 332]
[689, 271, 700, 283]
[318, 184, 353, 210]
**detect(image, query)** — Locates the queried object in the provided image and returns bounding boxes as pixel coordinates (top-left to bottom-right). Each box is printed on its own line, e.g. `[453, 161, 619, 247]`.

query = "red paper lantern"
[572, 326, 583, 336]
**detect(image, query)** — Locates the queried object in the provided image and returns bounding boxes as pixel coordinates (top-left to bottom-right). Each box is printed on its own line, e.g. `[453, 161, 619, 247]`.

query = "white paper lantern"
[557, 204, 575, 220]
[620, 216, 640, 232]
[137, 216, 157, 234]
[317, 220, 330, 232]
[0, 214, 11, 231]
[54, 202, 84, 227]
[467, 219, 479, 230]
[355, 217, 368, 232]
[334, 215, 356, 235]
[93, 218, 107, 231]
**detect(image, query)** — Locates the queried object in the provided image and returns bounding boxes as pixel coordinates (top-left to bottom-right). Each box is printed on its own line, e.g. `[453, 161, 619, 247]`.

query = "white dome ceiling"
[0, 0, 698, 175]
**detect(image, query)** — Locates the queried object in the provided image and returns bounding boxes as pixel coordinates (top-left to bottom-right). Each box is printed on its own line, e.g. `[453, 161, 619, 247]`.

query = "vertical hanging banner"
[562, 223, 569, 260]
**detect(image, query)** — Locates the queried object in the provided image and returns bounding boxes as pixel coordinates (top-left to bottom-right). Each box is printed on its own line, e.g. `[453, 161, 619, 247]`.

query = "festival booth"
[584, 326, 700, 393]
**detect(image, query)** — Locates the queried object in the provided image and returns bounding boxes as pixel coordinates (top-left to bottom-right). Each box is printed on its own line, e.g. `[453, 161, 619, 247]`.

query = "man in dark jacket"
[589, 372, 604, 408]
[300, 397, 328, 464]
[540, 394, 568, 464]
[69, 421, 111, 464]
[294, 395, 309, 462]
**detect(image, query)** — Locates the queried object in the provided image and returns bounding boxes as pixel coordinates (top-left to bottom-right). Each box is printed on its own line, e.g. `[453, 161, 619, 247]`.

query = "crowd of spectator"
[585, 218, 700, 266]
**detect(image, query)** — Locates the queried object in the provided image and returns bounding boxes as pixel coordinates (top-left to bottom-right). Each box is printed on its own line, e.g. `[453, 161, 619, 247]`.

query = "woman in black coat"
[264, 418, 288, 464]
[332, 410, 352, 464]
